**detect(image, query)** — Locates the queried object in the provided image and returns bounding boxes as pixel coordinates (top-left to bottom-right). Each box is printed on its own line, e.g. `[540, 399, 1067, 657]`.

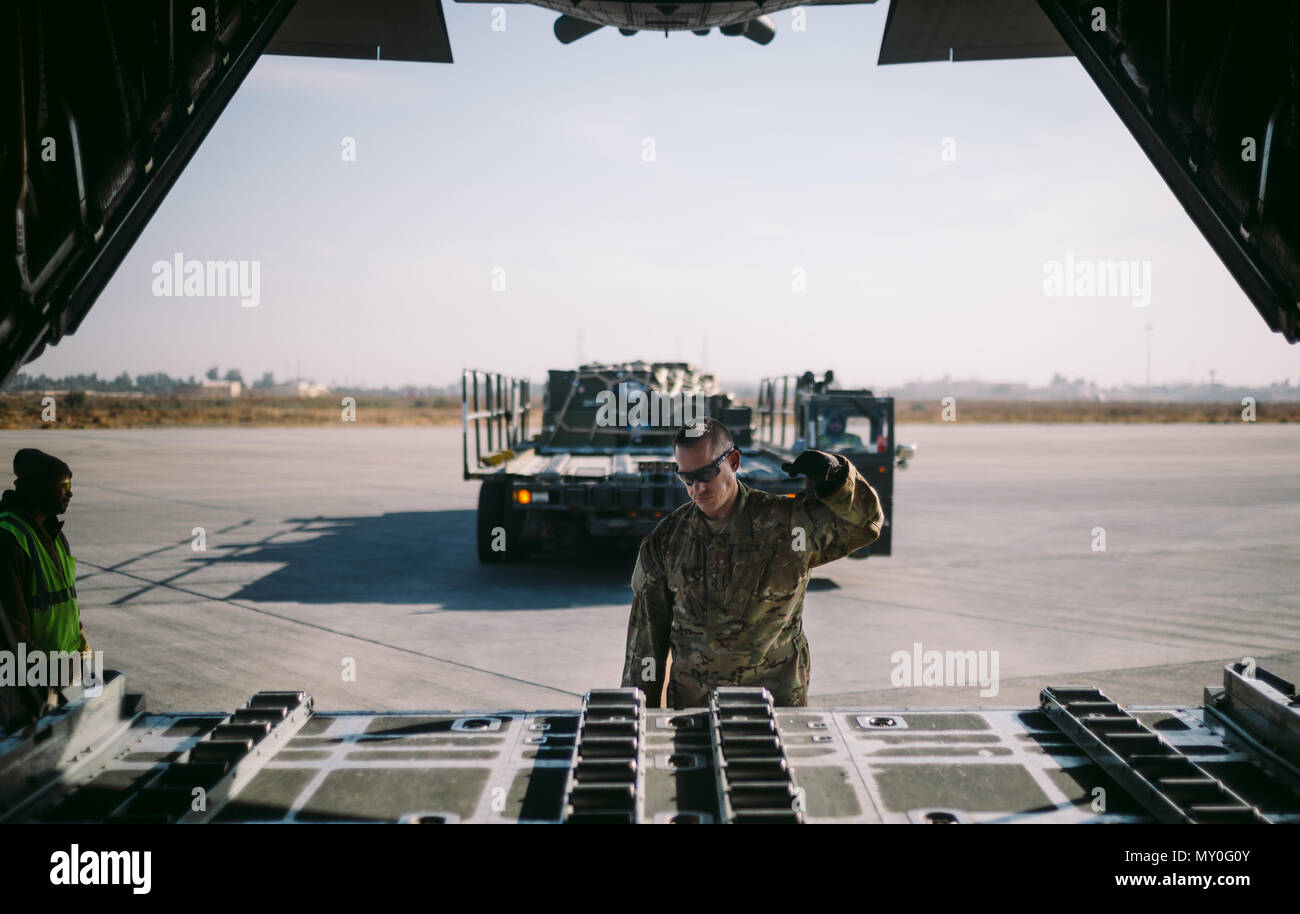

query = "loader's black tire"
[477, 480, 509, 563]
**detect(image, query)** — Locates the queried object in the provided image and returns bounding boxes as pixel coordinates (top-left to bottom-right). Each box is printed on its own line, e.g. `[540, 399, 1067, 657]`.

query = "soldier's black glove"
[781, 449, 847, 497]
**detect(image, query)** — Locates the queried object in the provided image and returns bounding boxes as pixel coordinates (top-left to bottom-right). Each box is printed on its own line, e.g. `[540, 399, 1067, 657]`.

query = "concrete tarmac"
[2, 424, 1295, 712]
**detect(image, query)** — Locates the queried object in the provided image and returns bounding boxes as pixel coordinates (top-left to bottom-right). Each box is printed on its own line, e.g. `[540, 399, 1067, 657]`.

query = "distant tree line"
[3, 366, 268, 393]
[4, 369, 462, 399]
[4, 371, 191, 392]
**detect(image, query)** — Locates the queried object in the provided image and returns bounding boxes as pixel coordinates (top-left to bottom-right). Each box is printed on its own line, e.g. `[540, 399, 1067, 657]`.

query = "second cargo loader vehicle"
[463, 362, 914, 562]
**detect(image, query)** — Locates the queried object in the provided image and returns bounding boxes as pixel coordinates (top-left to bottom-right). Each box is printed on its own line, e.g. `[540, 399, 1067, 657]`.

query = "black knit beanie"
[13, 449, 72, 491]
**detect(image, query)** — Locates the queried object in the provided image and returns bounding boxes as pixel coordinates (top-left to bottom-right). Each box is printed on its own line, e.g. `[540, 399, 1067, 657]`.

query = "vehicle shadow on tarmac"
[184, 510, 638, 610]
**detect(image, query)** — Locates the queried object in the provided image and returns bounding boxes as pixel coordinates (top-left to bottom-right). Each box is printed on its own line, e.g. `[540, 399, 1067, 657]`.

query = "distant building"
[254, 379, 329, 398]
[175, 379, 242, 398]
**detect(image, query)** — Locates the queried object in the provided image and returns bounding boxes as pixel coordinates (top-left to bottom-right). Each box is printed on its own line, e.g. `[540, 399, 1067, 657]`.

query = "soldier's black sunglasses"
[675, 447, 736, 485]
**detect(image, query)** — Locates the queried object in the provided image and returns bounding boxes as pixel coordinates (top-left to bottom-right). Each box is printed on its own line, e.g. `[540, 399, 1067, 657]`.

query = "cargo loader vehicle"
[463, 362, 915, 562]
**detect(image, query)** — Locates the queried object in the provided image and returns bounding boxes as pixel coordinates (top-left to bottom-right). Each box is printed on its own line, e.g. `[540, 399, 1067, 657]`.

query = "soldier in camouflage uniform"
[620, 417, 884, 708]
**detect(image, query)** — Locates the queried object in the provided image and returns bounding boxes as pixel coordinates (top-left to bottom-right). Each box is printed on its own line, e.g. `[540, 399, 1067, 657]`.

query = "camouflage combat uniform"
[620, 454, 884, 708]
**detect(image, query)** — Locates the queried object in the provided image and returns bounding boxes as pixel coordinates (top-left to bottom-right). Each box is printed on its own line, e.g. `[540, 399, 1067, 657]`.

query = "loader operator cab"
[819, 411, 865, 452]
[814, 403, 889, 455]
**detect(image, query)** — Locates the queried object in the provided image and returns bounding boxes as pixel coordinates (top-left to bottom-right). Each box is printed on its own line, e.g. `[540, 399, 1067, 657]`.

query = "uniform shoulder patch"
[745, 486, 796, 520]
[630, 554, 649, 593]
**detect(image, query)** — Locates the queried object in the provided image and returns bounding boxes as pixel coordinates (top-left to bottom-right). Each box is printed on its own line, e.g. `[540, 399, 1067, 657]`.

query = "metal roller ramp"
[3, 665, 1298, 823]
[1041, 685, 1269, 824]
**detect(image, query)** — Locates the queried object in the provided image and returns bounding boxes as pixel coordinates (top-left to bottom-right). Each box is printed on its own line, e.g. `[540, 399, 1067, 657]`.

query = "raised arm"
[785, 452, 884, 568]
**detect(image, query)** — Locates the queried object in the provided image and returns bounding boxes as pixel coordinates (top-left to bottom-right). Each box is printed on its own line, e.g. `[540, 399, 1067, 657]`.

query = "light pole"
[1144, 324, 1153, 389]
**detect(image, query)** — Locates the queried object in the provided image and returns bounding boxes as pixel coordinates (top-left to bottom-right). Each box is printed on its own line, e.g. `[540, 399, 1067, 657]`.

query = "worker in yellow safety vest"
[0, 448, 89, 731]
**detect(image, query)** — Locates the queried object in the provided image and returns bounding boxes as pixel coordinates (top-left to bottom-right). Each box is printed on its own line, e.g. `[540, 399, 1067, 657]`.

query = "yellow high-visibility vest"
[0, 511, 80, 653]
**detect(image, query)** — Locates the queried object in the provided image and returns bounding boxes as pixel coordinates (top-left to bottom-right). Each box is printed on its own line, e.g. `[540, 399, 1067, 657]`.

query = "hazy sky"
[27, 2, 1300, 390]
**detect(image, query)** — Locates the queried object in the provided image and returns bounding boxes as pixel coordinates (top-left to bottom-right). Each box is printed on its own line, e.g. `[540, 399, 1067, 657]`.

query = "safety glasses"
[675, 447, 735, 486]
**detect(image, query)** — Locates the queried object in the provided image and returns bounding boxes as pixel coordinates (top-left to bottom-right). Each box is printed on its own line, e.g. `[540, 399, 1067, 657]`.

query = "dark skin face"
[675, 439, 741, 522]
[29, 475, 72, 523]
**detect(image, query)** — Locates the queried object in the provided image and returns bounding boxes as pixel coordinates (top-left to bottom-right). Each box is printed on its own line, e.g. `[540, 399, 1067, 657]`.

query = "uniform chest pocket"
[726, 544, 804, 606]
[754, 551, 805, 603]
[665, 538, 710, 595]
[666, 563, 699, 600]
[721, 545, 767, 605]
